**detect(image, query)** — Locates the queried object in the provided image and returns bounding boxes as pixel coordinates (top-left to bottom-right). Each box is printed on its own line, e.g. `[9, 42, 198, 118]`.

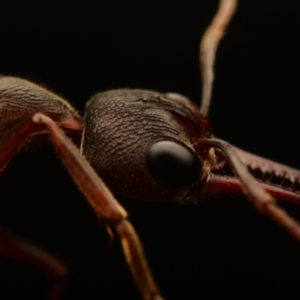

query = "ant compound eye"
[146, 140, 201, 188]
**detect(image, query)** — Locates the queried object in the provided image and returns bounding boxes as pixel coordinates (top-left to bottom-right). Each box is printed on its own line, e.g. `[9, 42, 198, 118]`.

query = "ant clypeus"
[1, 1, 300, 299]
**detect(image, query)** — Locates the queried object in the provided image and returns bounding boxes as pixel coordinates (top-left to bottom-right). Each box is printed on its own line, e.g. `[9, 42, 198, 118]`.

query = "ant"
[1, 0, 300, 300]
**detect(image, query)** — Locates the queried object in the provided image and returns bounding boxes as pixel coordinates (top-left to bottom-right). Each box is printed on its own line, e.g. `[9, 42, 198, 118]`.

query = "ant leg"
[195, 138, 300, 242]
[0, 226, 67, 299]
[0, 113, 163, 300]
[0, 118, 44, 172]
[0, 119, 80, 174]
[0, 112, 164, 299]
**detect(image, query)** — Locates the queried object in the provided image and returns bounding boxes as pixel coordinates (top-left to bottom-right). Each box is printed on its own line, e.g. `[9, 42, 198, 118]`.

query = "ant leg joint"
[254, 194, 276, 215]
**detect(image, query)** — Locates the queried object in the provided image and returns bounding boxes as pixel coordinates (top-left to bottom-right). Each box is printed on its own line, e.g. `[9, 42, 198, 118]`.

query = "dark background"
[1, 1, 300, 299]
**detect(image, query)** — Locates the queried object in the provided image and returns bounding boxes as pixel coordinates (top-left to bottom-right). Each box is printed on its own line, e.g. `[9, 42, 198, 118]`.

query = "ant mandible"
[1, 1, 300, 299]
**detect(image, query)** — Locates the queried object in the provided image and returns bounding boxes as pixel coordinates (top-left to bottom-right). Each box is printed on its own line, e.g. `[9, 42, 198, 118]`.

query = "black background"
[1, 1, 300, 299]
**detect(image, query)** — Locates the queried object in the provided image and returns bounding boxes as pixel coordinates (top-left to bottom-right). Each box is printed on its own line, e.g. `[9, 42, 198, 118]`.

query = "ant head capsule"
[82, 89, 210, 204]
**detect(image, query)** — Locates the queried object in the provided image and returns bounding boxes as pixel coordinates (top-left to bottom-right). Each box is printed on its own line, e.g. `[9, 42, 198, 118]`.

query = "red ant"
[1, 0, 300, 300]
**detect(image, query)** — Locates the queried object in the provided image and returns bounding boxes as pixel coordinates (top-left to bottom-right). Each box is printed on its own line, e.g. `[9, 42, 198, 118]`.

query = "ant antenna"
[200, 0, 237, 116]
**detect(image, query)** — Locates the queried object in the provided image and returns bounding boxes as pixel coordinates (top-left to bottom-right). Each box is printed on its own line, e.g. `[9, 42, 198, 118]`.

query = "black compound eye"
[146, 141, 201, 188]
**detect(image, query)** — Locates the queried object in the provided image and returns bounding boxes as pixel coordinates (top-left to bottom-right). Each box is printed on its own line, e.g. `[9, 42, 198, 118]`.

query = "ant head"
[81, 89, 211, 204]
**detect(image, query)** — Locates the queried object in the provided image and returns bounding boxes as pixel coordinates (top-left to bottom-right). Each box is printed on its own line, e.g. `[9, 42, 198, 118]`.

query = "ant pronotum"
[1, 0, 300, 298]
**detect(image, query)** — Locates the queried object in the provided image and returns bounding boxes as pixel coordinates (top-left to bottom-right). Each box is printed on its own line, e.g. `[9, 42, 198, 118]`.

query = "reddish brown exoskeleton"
[1, 0, 300, 299]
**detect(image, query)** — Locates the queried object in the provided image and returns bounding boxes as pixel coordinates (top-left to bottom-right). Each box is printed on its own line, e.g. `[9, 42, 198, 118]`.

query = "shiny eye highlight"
[146, 140, 201, 188]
